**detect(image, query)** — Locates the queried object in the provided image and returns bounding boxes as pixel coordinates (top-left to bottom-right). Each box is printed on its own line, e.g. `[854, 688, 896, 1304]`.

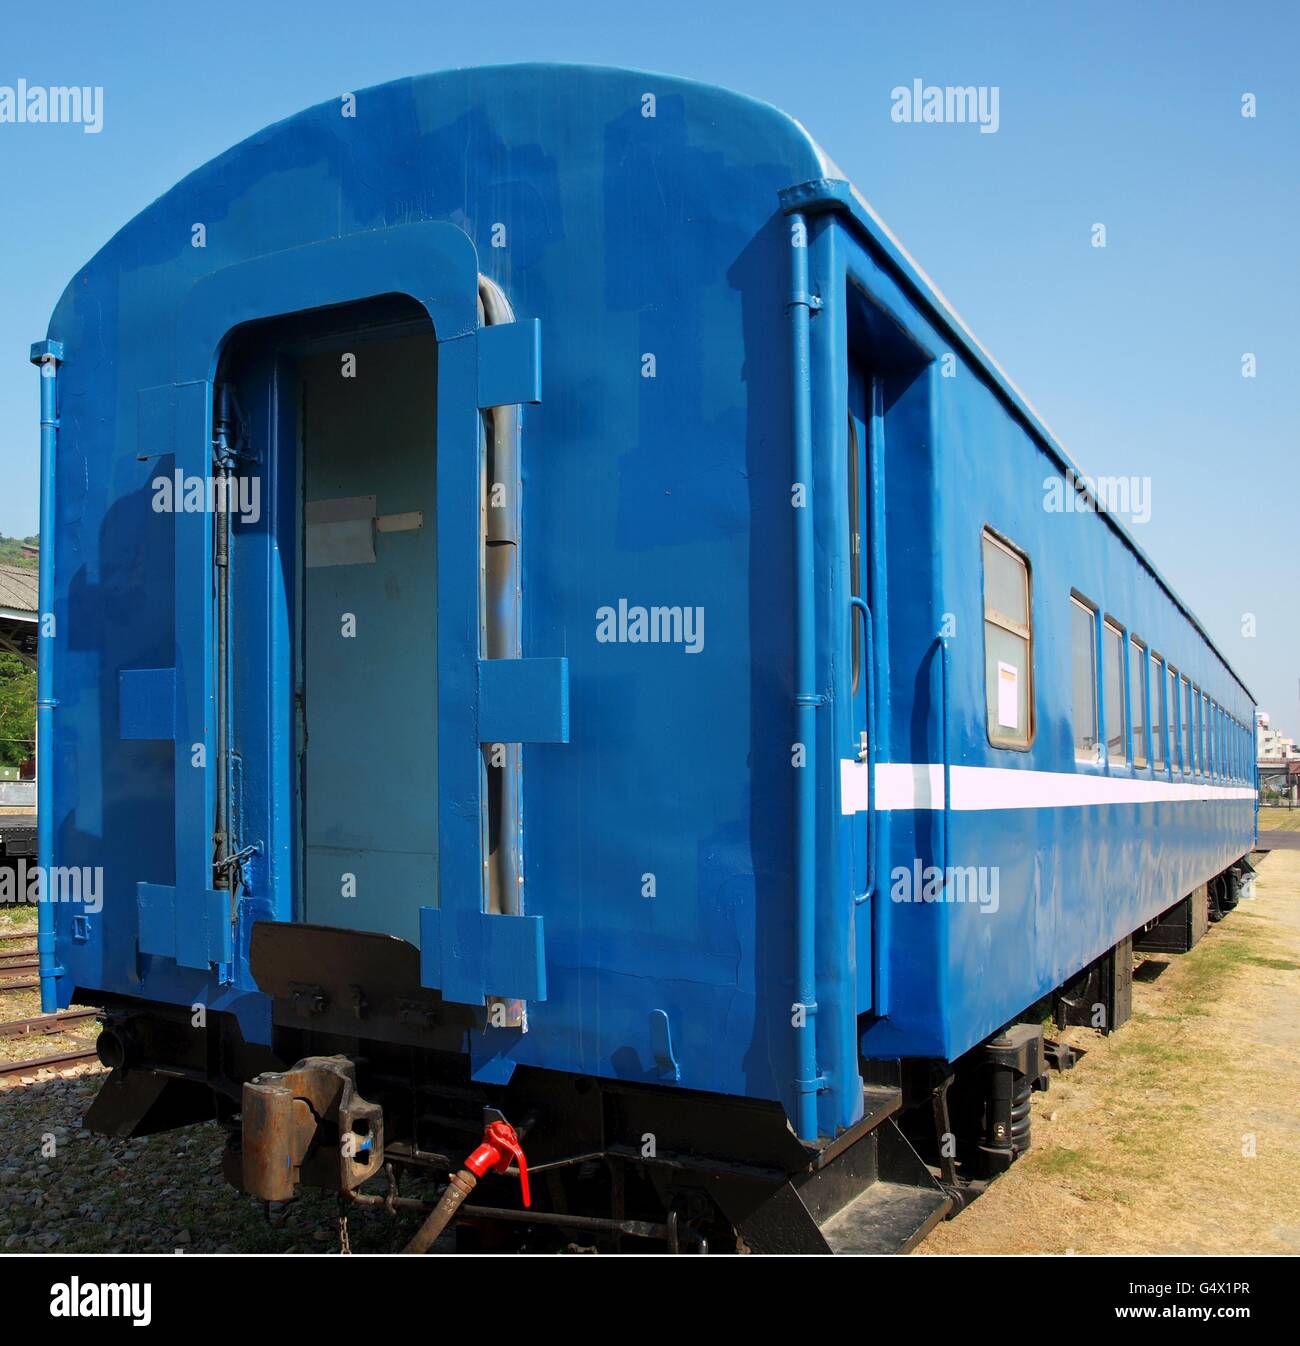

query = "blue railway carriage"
[31, 65, 1256, 1253]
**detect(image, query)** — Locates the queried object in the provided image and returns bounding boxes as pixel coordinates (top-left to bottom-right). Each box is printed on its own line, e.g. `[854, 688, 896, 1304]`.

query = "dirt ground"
[919, 844, 1300, 1255]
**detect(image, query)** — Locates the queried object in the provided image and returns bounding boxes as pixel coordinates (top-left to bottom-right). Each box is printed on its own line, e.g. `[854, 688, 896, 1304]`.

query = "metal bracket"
[239, 1056, 384, 1201]
[650, 1008, 681, 1082]
[419, 906, 546, 1005]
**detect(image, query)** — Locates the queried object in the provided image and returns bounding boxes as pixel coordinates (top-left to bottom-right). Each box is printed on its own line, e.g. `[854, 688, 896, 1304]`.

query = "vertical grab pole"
[788, 213, 822, 1141]
[851, 596, 875, 905]
[31, 339, 64, 1013]
[939, 638, 951, 875]
[867, 376, 891, 1014]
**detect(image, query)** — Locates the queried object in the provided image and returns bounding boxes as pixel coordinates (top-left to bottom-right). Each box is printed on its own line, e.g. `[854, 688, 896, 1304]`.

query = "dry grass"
[919, 849, 1300, 1254]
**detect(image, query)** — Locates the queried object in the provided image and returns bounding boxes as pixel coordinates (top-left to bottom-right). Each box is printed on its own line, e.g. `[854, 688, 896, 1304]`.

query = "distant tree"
[0, 652, 36, 769]
[0, 533, 39, 569]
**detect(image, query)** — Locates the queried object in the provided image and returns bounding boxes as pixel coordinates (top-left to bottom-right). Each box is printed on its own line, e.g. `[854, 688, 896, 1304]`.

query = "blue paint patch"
[118, 668, 176, 740]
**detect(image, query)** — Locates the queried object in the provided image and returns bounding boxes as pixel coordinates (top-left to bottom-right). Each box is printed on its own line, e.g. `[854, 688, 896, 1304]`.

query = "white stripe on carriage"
[840, 760, 1257, 814]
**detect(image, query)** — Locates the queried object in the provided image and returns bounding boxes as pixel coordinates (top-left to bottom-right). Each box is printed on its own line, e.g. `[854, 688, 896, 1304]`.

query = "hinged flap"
[478, 657, 569, 744]
[419, 907, 547, 1004]
[477, 319, 542, 408]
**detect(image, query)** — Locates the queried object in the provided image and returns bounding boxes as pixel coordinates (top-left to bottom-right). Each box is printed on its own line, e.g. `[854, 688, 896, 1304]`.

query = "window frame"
[980, 528, 1035, 751]
[1181, 676, 1192, 774]
[1150, 651, 1165, 772]
[1200, 690, 1209, 777]
[1070, 593, 1100, 765]
[1102, 617, 1128, 767]
[1130, 635, 1148, 768]
[1195, 689, 1205, 775]
[1168, 664, 1180, 774]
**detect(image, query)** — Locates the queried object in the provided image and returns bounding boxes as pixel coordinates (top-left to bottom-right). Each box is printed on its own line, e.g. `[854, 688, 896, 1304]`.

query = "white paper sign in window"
[997, 660, 1019, 730]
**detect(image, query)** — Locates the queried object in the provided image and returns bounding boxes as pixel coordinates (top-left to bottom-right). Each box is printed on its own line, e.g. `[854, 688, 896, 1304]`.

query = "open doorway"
[297, 328, 439, 943]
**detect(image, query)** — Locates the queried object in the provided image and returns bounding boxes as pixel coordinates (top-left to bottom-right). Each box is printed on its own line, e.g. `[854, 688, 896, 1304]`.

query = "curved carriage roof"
[47, 62, 1254, 705]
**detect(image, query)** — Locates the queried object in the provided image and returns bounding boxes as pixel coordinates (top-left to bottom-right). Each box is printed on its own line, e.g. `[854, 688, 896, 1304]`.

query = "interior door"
[299, 331, 439, 944]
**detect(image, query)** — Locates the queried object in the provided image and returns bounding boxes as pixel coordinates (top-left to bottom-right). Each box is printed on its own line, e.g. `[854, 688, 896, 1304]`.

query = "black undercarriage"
[80, 867, 1247, 1253]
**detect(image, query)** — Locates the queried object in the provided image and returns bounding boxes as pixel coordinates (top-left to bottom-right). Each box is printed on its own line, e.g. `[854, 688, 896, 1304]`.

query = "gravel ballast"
[0, 1066, 431, 1254]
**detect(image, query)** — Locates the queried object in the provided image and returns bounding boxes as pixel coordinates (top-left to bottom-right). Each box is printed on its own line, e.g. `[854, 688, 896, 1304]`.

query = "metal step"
[819, 1179, 952, 1255]
[707, 1103, 952, 1254]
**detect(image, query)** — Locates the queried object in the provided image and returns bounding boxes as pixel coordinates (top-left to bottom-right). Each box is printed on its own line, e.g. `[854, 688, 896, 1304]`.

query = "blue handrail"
[850, 596, 875, 906]
[787, 211, 821, 1142]
[30, 339, 64, 1013]
[938, 637, 951, 873]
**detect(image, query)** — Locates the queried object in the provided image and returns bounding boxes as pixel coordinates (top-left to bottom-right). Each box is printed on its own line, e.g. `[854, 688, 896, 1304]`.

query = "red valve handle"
[464, 1119, 531, 1207]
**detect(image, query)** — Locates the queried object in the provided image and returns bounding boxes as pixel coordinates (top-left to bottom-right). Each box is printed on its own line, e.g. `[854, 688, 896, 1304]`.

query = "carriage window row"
[1068, 592, 1250, 778]
[982, 533, 1250, 777]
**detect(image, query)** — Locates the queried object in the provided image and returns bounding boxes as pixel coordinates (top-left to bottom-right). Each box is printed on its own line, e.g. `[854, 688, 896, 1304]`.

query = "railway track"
[0, 931, 100, 1079]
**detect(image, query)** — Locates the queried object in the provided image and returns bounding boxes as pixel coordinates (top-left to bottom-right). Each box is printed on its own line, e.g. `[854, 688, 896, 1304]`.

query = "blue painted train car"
[32, 65, 1255, 1252]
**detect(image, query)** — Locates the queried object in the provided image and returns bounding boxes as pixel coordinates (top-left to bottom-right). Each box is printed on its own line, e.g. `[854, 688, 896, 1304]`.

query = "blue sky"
[1, 0, 1296, 726]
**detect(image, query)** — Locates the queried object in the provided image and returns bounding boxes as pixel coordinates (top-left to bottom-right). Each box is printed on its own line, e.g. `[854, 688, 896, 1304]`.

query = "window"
[1071, 597, 1099, 761]
[1150, 653, 1164, 769]
[1131, 637, 1147, 767]
[1182, 677, 1192, 773]
[981, 531, 1033, 748]
[1205, 689, 1216, 775]
[1103, 621, 1126, 765]
[1168, 666, 1180, 772]
[1188, 684, 1199, 773]
[1188, 686, 1197, 773]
